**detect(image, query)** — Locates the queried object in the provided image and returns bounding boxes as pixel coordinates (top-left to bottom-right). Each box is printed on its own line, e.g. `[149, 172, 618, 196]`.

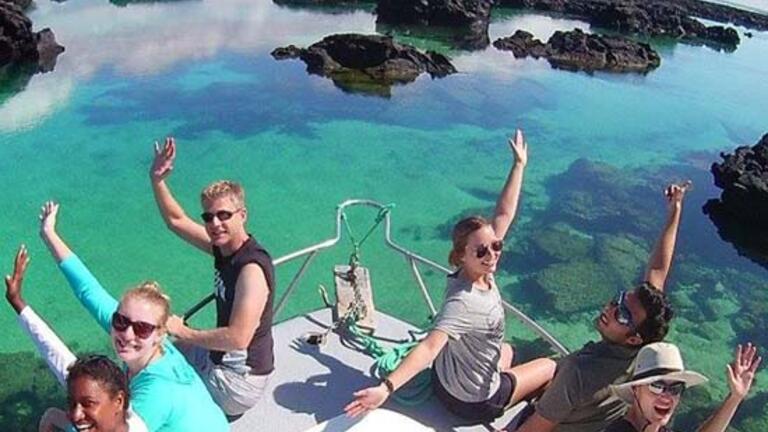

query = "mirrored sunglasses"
[648, 380, 686, 396]
[475, 240, 504, 259]
[611, 290, 636, 329]
[200, 209, 238, 223]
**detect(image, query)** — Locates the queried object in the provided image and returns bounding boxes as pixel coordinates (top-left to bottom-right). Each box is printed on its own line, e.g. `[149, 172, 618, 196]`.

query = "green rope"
[340, 204, 394, 264]
[346, 319, 433, 406]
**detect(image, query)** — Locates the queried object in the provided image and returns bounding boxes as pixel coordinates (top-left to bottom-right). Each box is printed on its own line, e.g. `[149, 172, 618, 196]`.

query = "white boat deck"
[231, 309, 529, 432]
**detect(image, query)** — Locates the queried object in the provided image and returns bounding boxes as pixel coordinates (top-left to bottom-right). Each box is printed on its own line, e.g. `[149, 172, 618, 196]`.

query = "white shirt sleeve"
[17, 306, 77, 387]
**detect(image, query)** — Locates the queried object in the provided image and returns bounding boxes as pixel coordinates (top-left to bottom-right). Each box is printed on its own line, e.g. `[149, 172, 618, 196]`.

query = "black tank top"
[210, 236, 275, 375]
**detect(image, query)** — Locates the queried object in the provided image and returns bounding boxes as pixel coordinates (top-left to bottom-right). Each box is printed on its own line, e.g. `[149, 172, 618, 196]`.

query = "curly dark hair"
[67, 355, 130, 413]
[634, 282, 675, 345]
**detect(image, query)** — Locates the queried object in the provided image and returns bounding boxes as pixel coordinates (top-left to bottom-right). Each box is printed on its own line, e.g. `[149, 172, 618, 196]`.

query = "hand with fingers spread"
[38, 201, 73, 262]
[4, 245, 30, 314]
[344, 384, 389, 417]
[727, 343, 762, 401]
[150, 137, 176, 182]
[509, 128, 528, 167]
[39, 201, 60, 237]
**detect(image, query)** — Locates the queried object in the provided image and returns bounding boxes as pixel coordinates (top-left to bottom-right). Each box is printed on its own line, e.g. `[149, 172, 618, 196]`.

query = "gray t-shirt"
[433, 272, 505, 403]
[535, 341, 639, 432]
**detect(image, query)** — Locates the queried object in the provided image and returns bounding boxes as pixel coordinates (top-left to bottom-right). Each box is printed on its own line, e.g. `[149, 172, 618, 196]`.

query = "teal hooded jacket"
[60, 255, 230, 432]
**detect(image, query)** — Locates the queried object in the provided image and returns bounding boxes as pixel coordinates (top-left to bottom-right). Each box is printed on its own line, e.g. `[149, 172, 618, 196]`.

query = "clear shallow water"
[1, 0, 767, 429]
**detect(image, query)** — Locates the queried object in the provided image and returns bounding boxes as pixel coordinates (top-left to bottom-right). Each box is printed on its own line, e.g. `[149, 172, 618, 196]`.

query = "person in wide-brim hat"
[612, 342, 707, 406]
[606, 342, 761, 432]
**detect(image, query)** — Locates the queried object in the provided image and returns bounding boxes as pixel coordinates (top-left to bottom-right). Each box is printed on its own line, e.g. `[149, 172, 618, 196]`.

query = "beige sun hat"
[611, 342, 708, 404]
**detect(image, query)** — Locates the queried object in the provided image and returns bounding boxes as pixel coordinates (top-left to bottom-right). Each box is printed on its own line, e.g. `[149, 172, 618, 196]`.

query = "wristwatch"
[382, 377, 395, 394]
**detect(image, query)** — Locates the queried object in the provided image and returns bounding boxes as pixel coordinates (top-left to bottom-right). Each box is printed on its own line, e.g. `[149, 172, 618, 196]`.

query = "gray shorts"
[179, 343, 272, 416]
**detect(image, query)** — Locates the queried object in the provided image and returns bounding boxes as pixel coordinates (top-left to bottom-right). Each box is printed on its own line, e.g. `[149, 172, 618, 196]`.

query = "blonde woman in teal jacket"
[39, 201, 229, 432]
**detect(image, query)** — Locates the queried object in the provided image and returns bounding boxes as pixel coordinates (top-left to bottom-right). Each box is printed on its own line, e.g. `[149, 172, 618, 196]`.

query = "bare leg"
[499, 342, 515, 370]
[504, 358, 557, 408]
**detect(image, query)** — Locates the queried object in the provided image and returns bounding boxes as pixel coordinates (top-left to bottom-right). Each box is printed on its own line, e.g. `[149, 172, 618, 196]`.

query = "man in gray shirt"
[513, 184, 687, 432]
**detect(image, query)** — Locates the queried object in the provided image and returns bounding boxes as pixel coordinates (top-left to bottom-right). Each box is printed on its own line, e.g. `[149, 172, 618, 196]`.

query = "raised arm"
[5, 245, 77, 386]
[492, 129, 528, 240]
[696, 343, 761, 432]
[643, 183, 687, 292]
[166, 263, 267, 351]
[150, 137, 212, 254]
[345, 329, 449, 417]
[39, 202, 118, 332]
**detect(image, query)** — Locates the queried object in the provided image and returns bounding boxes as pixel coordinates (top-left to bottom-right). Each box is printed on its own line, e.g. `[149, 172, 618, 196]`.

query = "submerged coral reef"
[0, 351, 65, 432]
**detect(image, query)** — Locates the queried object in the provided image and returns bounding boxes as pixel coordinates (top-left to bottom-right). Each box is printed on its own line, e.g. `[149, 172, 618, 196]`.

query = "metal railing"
[184, 199, 569, 356]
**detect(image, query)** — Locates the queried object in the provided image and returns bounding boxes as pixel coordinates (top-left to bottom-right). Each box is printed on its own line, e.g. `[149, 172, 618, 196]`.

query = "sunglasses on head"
[474, 240, 504, 259]
[111, 312, 158, 339]
[200, 209, 239, 223]
[648, 380, 686, 396]
[611, 290, 636, 329]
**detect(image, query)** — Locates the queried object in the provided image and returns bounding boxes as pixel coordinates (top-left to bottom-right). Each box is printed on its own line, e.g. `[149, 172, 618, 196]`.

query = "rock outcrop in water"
[493, 29, 660, 73]
[500, 0, 748, 49]
[704, 134, 768, 268]
[8, 0, 31, 9]
[376, 0, 492, 49]
[0, 0, 65, 72]
[272, 33, 456, 97]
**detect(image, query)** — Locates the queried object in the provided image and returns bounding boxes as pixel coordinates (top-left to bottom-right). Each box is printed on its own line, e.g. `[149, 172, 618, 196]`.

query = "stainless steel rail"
[184, 199, 569, 356]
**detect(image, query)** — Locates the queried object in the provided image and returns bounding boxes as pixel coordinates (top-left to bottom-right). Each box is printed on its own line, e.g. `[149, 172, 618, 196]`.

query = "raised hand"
[150, 137, 176, 182]
[5, 244, 30, 313]
[39, 201, 60, 236]
[727, 343, 761, 401]
[344, 384, 389, 417]
[508, 129, 528, 167]
[38, 407, 70, 432]
[664, 181, 689, 211]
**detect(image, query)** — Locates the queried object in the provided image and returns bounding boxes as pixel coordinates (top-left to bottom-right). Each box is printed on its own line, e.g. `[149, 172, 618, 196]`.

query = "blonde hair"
[448, 216, 490, 267]
[121, 281, 171, 327]
[201, 180, 245, 209]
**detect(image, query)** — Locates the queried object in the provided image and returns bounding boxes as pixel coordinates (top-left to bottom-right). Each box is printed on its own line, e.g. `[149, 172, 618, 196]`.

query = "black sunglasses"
[611, 291, 636, 329]
[200, 209, 240, 223]
[111, 312, 158, 339]
[648, 380, 686, 396]
[475, 240, 504, 259]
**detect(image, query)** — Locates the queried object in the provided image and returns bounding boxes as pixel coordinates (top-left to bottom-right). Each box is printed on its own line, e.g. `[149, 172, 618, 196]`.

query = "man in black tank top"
[149, 137, 275, 417]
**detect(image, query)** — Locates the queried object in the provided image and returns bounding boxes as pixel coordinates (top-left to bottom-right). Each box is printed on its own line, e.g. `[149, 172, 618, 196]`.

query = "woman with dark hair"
[4, 245, 147, 432]
[346, 129, 556, 422]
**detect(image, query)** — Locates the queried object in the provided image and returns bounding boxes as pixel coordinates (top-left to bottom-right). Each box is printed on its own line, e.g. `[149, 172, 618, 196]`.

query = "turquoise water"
[1, 0, 767, 429]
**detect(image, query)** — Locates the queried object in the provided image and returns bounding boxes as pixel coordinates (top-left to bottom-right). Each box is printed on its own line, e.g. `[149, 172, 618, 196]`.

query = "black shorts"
[432, 368, 517, 422]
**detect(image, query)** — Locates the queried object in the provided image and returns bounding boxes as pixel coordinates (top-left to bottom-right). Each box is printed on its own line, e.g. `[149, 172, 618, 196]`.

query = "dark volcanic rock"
[35, 28, 65, 73]
[271, 34, 456, 96]
[674, 0, 768, 31]
[0, 1, 64, 72]
[500, 0, 749, 48]
[493, 30, 546, 58]
[8, 0, 32, 9]
[1, 1, 38, 67]
[375, 0, 492, 49]
[377, 0, 492, 27]
[704, 134, 768, 268]
[494, 28, 660, 73]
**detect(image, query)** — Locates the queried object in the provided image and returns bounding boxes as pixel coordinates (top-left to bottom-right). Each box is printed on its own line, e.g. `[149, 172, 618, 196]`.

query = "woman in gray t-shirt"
[345, 129, 556, 422]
